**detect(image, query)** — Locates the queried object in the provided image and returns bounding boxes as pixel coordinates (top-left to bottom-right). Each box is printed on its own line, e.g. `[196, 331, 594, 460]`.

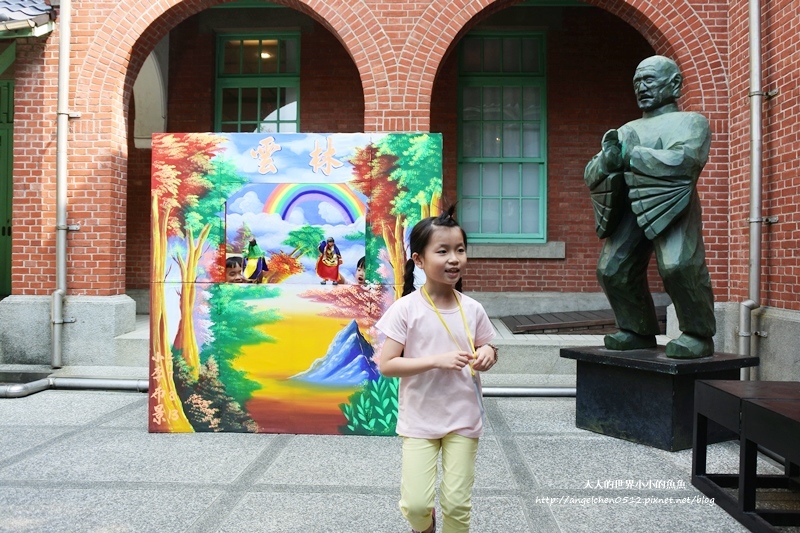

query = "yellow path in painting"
[235, 309, 361, 433]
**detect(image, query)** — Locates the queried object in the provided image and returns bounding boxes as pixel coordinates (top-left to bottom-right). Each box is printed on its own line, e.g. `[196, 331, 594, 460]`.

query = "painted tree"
[283, 225, 325, 259]
[228, 223, 252, 254]
[299, 284, 390, 343]
[378, 134, 443, 221]
[263, 252, 305, 284]
[349, 144, 403, 292]
[172, 155, 249, 381]
[151, 133, 227, 431]
[348, 134, 443, 296]
[190, 283, 281, 421]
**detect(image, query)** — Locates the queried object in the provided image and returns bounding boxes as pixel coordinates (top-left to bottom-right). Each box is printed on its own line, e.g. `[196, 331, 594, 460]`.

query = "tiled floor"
[0, 389, 772, 532]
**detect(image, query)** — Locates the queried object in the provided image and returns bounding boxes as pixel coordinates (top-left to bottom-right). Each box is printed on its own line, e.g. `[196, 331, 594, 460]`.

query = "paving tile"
[515, 434, 687, 490]
[257, 434, 400, 487]
[0, 429, 273, 484]
[0, 390, 144, 427]
[0, 487, 221, 533]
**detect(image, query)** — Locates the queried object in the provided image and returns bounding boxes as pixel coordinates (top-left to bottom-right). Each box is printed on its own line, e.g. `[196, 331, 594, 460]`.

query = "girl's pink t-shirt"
[376, 290, 495, 439]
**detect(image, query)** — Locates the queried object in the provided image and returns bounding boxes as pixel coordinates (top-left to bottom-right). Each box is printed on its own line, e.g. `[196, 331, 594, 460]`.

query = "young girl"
[376, 206, 498, 533]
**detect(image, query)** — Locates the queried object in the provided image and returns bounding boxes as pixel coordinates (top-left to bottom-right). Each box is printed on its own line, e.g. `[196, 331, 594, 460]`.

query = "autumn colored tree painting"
[150, 133, 442, 434]
[348, 134, 443, 295]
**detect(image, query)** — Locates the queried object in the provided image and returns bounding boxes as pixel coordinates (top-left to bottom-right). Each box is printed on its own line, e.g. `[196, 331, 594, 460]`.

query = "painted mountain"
[291, 320, 379, 386]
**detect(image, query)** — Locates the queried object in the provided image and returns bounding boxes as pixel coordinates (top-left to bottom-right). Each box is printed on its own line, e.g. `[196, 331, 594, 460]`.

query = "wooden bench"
[692, 380, 800, 532]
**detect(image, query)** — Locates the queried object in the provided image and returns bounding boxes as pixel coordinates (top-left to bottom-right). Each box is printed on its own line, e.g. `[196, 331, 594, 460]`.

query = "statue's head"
[633, 55, 682, 112]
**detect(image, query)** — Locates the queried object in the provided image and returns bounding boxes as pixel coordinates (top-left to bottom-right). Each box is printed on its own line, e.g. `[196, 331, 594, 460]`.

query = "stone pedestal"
[560, 346, 759, 451]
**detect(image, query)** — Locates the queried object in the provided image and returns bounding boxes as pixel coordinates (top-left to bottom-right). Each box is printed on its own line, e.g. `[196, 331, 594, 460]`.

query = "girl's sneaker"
[411, 509, 435, 533]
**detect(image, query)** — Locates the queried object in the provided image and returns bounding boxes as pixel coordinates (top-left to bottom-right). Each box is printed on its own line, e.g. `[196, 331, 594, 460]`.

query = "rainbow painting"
[150, 132, 443, 434]
[264, 183, 367, 225]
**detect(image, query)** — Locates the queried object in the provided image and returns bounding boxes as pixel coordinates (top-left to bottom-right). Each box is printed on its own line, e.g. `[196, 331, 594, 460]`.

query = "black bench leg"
[739, 437, 758, 512]
[693, 412, 708, 477]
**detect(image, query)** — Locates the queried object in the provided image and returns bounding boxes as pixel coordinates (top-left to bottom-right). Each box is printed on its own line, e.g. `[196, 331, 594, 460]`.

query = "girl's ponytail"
[402, 258, 416, 296]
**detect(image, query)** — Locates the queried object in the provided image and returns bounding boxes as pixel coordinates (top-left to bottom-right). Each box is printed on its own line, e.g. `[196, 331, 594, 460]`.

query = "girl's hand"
[472, 344, 497, 372]
[435, 350, 473, 371]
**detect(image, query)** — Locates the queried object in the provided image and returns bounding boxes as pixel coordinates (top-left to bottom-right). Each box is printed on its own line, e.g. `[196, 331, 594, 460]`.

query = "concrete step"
[112, 314, 150, 366]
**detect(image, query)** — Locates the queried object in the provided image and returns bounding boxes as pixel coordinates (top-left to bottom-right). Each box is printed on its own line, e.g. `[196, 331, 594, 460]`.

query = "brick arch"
[71, 0, 392, 148]
[398, 0, 728, 127]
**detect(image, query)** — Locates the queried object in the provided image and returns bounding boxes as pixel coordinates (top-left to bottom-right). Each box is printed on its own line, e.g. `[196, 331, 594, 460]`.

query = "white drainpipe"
[739, 0, 763, 370]
[52, 0, 77, 368]
[739, 0, 770, 378]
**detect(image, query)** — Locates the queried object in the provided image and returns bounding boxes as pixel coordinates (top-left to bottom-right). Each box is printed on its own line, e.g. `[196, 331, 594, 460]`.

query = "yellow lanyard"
[421, 286, 476, 376]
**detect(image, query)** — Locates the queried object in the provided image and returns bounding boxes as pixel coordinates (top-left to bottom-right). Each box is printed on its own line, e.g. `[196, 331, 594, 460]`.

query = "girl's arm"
[379, 338, 473, 378]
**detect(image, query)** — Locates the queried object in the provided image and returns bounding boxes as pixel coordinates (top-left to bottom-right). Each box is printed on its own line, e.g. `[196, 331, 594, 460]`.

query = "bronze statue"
[584, 55, 715, 359]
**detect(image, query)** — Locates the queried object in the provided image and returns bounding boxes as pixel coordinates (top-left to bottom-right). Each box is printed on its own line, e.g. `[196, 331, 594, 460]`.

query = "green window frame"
[457, 33, 547, 243]
[215, 33, 300, 133]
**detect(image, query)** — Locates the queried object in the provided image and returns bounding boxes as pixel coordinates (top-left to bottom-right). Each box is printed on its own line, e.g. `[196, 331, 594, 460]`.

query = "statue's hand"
[600, 129, 623, 173]
[618, 127, 641, 170]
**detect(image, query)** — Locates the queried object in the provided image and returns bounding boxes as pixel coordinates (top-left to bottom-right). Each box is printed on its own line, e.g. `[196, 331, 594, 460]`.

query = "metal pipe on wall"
[52, 0, 72, 369]
[738, 0, 764, 380]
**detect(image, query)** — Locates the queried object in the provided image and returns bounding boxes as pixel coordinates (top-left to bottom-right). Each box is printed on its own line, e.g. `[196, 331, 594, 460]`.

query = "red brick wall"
[16, 0, 800, 313]
[728, 0, 800, 311]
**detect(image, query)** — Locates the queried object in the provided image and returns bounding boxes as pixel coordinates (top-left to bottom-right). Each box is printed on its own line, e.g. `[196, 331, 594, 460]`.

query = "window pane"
[482, 164, 500, 196]
[521, 38, 540, 73]
[223, 40, 241, 74]
[481, 199, 500, 233]
[503, 86, 521, 120]
[502, 164, 519, 196]
[522, 124, 540, 158]
[483, 39, 502, 72]
[462, 164, 480, 196]
[503, 38, 520, 72]
[221, 123, 239, 133]
[278, 122, 297, 133]
[461, 198, 480, 232]
[259, 87, 278, 121]
[522, 199, 540, 233]
[240, 88, 258, 122]
[483, 87, 501, 120]
[462, 87, 481, 121]
[502, 198, 520, 234]
[284, 39, 299, 73]
[221, 88, 239, 122]
[521, 163, 540, 196]
[462, 39, 482, 72]
[482, 123, 501, 157]
[258, 122, 278, 133]
[241, 122, 258, 133]
[260, 39, 279, 74]
[281, 87, 298, 120]
[241, 40, 260, 74]
[523, 87, 541, 120]
[503, 123, 520, 157]
[462, 122, 481, 157]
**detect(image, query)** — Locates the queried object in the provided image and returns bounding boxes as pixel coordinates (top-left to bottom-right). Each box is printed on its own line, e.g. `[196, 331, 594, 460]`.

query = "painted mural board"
[149, 132, 443, 434]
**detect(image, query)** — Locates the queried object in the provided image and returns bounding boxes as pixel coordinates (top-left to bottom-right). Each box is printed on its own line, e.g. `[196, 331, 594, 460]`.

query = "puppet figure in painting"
[243, 237, 269, 283]
[316, 237, 342, 285]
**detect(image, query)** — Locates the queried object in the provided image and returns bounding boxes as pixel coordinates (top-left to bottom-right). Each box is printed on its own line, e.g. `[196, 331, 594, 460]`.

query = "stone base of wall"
[126, 288, 151, 315]
[667, 302, 799, 381]
[0, 295, 136, 366]
[751, 306, 800, 382]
